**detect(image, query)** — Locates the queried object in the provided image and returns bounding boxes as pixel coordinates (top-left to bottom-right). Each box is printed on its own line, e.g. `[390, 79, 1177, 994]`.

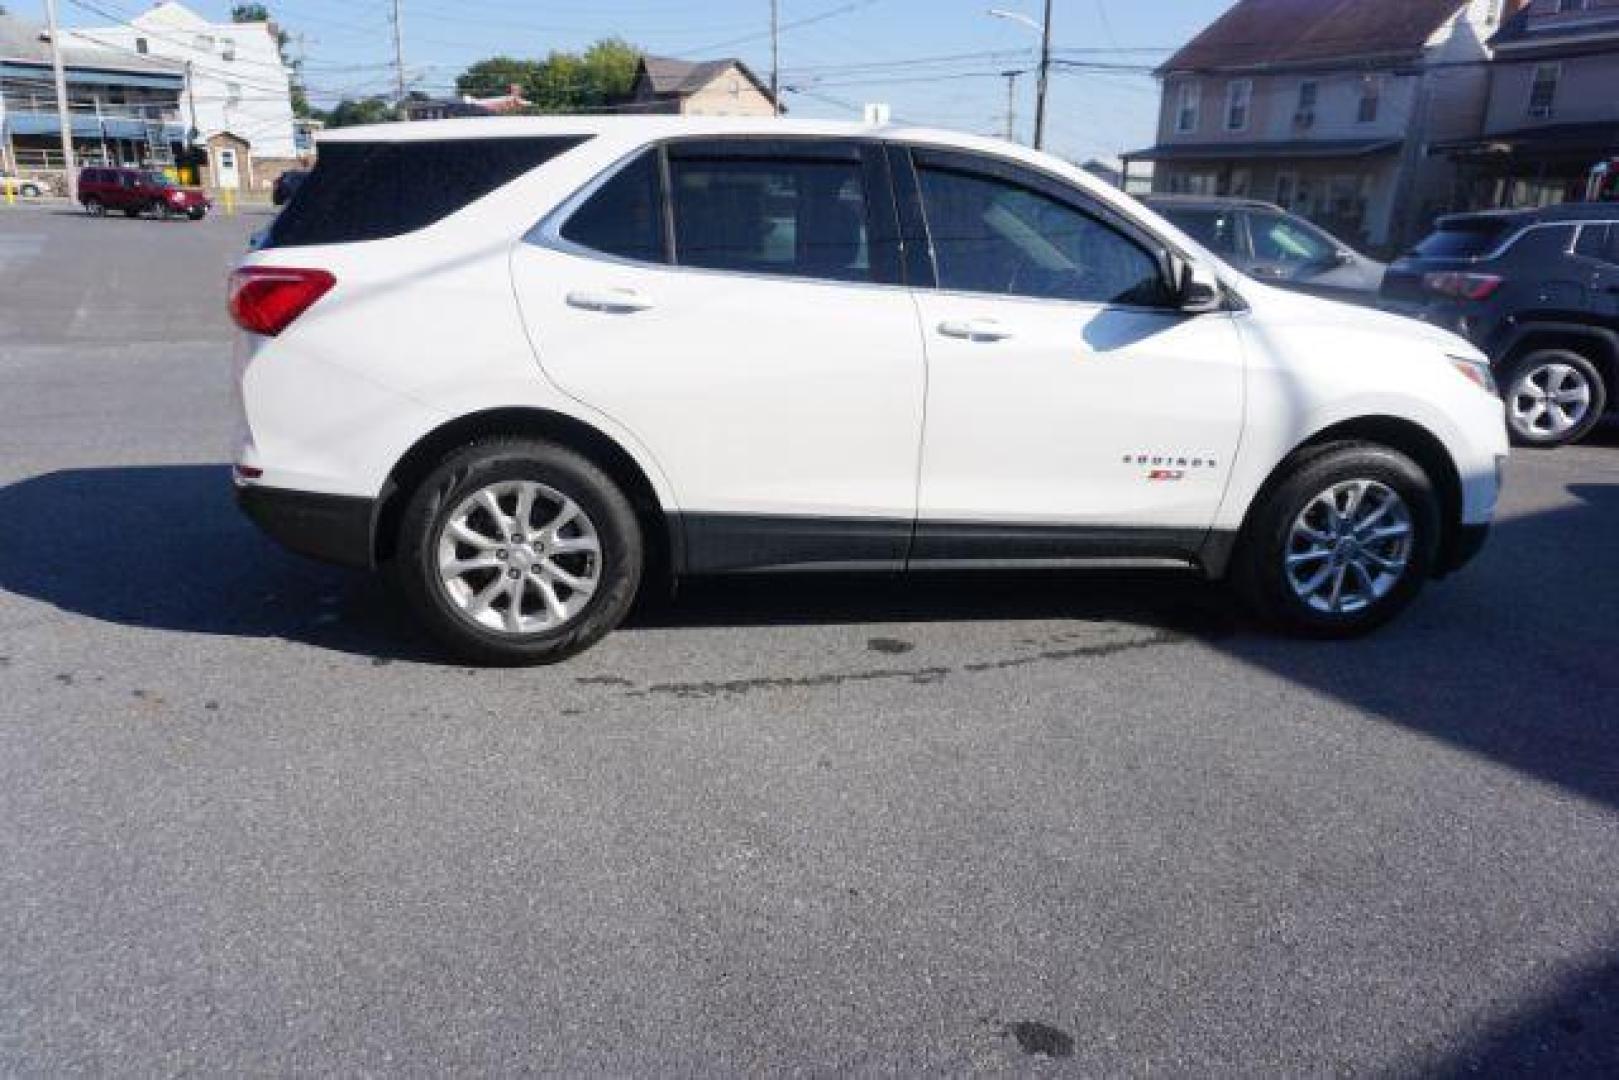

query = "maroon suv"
[78, 167, 211, 221]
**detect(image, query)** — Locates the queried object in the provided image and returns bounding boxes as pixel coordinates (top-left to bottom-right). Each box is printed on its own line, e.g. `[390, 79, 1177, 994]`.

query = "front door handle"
[937, 318, 1013, 342]
[566, 288, 654, 314]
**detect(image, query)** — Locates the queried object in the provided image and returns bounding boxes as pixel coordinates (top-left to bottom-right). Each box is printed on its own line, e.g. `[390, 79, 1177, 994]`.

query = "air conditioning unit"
[1294, 110, 1316, 127]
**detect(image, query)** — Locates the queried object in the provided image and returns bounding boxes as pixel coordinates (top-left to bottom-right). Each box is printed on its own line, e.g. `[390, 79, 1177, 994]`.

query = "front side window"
[1247, 210, 1336, 266]
[917, 162, 1169, 306]
[560, 149, 667, 264]
[668, 153, 872, 283]
[1226, 80, 1252, 132]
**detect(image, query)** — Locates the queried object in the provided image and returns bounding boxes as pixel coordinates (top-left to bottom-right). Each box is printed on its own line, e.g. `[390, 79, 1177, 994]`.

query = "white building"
[68, 1, 299, 190]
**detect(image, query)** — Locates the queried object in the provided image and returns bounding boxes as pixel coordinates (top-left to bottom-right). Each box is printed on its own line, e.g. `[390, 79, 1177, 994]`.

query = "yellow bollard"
[223, 188, 236, 216]
[4, 184, 14, 207]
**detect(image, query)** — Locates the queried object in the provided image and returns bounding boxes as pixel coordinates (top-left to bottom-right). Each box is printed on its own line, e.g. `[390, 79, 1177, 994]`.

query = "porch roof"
[1123, 138, 1402, 163]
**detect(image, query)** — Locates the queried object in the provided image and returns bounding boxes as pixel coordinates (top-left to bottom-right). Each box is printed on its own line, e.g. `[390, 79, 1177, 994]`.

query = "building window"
[1275, 172, 1298, 209]
[135, 37, 149, 54]
[1529, 63, 1560, 118]
[195, 34, 215, 50]
[1357, 79, 1380, 123]
[1555, 0, 1587, 13]
[1227, 167, 1252, 197]
[222, 39, 236, 61]
[1295, 81, 1318, 127]
[1225, 80, 1252, 132]
[227, 82, 242, 105]
[1174, 81, 1201, 134]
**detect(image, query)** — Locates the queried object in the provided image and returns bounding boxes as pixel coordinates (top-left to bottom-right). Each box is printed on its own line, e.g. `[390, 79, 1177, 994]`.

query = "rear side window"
[561, 149, 667, 264]
[1411, 220, 1511, 259]
[668, 153, 873, 283]
[1161, 207, 1240, 256]
[265, 136, 587, 248]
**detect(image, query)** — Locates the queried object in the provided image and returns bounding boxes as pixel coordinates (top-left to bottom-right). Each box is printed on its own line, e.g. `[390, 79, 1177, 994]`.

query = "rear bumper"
[236, 483, 376, 569]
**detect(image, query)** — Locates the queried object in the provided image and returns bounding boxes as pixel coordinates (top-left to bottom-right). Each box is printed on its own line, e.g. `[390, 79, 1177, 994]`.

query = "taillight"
[1423, 271, 1503, 301]
[228, 266, 336, 336]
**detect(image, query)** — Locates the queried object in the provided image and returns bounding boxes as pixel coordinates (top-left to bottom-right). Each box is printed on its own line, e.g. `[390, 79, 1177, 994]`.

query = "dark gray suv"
[1144, 195, 1387, 303]
[1385, 202, 1619, 447]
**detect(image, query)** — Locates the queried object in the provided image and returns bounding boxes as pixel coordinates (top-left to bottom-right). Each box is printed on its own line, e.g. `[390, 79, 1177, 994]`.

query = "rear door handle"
[566, 289, 654, 314]
[937, 318, 1013, 342]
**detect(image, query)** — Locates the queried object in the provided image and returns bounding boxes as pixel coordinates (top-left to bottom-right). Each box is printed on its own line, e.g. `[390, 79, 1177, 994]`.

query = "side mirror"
[1335, 250, 1356, 267]
[1169, 254, 1222, 313]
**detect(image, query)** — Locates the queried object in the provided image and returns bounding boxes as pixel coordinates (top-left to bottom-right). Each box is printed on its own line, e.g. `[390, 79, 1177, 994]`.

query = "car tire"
[83, 197, 104, 216]
[391, 438, 644, 666]
[1502, 348, 1607, 448]
[186, 207, 206, 221]
[1232, 441, 1440, 638]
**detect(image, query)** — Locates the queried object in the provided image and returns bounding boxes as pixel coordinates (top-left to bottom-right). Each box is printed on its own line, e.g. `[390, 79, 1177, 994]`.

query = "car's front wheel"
[392, 438, 644, 665]
[1503, 348, 1606, 448]
[1234, 442, 1440, 637]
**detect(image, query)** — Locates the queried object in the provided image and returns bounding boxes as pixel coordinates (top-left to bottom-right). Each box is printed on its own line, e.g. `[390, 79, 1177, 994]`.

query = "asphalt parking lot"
[3, 202, 1619, 1073]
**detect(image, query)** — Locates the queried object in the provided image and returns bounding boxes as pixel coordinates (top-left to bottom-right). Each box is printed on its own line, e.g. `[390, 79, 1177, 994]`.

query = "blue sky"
[13, 0, 1231, 162]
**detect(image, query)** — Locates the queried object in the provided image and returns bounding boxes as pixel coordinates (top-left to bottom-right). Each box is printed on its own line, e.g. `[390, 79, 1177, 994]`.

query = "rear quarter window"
[265, 136, 588, 248]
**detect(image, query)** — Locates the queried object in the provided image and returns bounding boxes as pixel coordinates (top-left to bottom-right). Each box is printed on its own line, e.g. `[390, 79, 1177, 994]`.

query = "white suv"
[231, 117, 1507, 664]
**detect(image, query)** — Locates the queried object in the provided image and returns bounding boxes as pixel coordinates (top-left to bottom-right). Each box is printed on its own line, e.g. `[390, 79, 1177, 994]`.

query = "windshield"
[1411, 220, 1511, 259]
[142, 172, 175, 188]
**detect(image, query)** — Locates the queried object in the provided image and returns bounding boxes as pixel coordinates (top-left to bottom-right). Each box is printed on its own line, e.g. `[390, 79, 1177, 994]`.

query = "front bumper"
[236, 483, 376, 569]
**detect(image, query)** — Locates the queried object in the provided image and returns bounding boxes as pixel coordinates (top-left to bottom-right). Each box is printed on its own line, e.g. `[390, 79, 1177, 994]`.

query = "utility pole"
[44, 0, 77, 201]
[770, 0, 781, 118]
[1002, 70, 1021, 142]
[1033, 0, 1053, 150]
[390, 0, 407, 106]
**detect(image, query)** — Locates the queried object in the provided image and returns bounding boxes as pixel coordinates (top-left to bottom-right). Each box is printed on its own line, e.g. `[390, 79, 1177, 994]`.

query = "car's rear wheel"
[1503, 348, 1606, 447]
[392, 438, 643, 665]
[83, 197, 104, 216]
[1233, 442, 1440, 637]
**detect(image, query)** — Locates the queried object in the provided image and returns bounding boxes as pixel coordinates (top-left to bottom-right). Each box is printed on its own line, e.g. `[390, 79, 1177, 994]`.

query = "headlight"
[1448, 354, 1497, 395]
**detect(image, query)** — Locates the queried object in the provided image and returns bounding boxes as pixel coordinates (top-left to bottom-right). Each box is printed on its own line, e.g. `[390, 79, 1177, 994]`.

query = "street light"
[987, 3, 1054, 151]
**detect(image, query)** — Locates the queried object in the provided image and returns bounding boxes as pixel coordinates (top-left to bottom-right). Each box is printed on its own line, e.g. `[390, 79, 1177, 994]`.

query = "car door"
[511, 137, 928, 572]
[898, 146, 1245, 562]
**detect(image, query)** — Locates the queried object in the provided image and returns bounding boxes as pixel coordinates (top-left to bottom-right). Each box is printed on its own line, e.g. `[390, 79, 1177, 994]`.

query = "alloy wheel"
[436, 480, 602, 636]
[1509, 361, 1592, 440]
[1284, 479, 1414, 615]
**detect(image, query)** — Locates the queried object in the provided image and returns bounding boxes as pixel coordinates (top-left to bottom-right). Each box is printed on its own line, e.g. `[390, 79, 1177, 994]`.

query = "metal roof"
[0, 13, 184, 78]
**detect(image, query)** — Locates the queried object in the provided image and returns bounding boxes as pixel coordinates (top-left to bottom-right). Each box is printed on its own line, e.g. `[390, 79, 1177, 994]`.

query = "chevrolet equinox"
[232, 118, 1507, 664]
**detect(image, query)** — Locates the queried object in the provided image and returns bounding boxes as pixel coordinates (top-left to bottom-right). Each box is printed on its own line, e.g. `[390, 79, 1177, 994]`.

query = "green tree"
[230, 3, 312, 119]
[455, 57, 544, 100]
[455, 39, 641, 113]
[321, 96, 397, 128]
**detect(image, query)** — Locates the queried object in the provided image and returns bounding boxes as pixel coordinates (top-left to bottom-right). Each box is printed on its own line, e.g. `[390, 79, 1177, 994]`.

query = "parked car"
[1, 173, 45, 199]
[231, 118, 1506, 664]
[1385, 202, 1619, 447]
[78, 167, 211, 220]
[272, 168, 308, 207]
[1144, 195, 1387, 303]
